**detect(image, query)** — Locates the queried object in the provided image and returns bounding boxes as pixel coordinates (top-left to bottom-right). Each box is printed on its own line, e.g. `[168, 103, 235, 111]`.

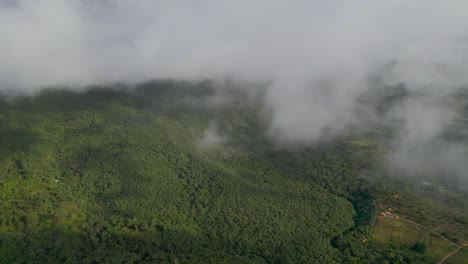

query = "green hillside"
[0, 81, 466, 263]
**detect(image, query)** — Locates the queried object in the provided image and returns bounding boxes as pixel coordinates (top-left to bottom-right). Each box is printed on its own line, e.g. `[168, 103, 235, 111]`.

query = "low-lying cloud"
[196, 122, 226, 150]
[2, 0, 468, 187]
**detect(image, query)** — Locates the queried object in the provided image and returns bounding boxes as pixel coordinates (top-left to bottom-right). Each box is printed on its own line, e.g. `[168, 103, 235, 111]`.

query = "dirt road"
[384, 212, 465, 264]
[437, 246, 462, 264]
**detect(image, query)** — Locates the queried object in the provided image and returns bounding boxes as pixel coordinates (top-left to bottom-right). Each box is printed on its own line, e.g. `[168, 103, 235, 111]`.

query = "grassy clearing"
[382, 193, 468, 244]
[372, 216, 424, 245]
[424, 235, 458, 263]
[372, 216, 458, 263]
[445, 247, 468, 264]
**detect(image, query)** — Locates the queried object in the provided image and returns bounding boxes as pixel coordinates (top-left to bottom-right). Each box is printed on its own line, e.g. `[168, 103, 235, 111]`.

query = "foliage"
[0, 82, 466, 263]
[0, 83, 365, 263]
[411, 243, 428, 254]
[445, 248, 468, 264]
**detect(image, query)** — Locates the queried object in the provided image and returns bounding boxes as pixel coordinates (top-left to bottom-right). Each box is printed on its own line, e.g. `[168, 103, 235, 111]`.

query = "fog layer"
[2, 1, 468, 186]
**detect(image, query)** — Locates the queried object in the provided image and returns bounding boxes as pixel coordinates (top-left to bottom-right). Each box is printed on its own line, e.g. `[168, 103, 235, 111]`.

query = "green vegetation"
[372, 216, 458, 263]
[424, 237, 457, 263]
[372, 216, 425, 246]
[0, 81, 467, 263]
[446, 248, 468, 264]
[382, 193, 468, 244]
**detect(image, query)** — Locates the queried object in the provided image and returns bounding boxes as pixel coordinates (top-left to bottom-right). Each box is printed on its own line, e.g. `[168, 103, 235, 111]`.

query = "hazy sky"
[2, 1, 468, 88]
[2, 1, 468, 184]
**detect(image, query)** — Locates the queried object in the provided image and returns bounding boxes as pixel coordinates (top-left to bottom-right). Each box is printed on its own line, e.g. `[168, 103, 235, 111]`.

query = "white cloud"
[2, 0, 468, 148]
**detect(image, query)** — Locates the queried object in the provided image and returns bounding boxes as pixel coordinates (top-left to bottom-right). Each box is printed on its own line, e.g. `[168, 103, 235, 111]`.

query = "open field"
[445, 248, 468, 264]
[372, 215, 458, 263]
[425, 235, 459, 263]
[372, 216, 424, 246]
[382, 193, 468, 244]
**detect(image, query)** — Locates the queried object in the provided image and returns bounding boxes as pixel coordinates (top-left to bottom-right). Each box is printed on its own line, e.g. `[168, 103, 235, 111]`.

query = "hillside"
[0, 81, 467, 263]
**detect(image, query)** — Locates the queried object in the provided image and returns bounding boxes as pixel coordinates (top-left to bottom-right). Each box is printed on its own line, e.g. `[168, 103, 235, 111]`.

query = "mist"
[2, 0, 468, 187]
[196, 122, 227, 150]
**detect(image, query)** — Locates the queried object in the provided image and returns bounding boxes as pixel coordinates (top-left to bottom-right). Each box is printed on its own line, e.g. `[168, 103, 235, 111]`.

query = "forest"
[0, 81, 467, 263]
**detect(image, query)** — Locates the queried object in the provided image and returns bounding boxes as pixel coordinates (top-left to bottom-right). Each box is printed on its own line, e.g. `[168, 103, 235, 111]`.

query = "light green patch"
[348, 138, 376, 148]
[424, 235, 458, 263]
[372, 216, 424, 245]
[372, 216, 459, 263]
[445, 247, 468, 264]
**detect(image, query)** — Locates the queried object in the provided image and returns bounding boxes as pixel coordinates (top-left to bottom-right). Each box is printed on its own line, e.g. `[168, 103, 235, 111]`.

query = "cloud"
[2, 1, 467, 86]
[385, 95, 468, 190]
[2, 1, 468, 186]
[2, 1, 468, 128]
[196, 122, 226, 149]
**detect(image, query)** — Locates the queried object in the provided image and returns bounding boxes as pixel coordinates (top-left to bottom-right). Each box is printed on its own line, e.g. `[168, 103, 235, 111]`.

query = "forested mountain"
[0, 81, 467, 263]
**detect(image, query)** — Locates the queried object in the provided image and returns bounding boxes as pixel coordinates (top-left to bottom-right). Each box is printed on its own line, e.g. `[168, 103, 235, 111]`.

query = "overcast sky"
[1, 0, 468, 89]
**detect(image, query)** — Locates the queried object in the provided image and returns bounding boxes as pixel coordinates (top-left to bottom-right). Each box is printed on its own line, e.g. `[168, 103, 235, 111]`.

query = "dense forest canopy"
[0, 81, 467, 263]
